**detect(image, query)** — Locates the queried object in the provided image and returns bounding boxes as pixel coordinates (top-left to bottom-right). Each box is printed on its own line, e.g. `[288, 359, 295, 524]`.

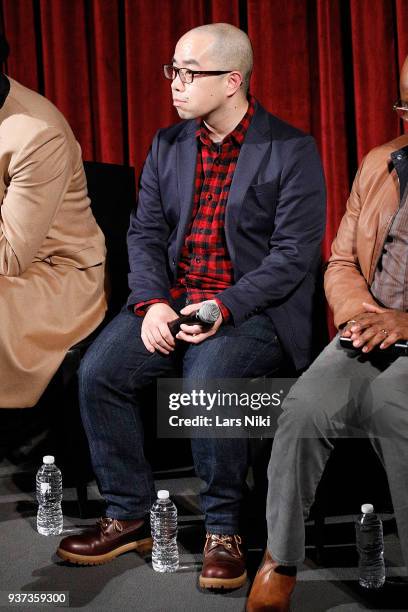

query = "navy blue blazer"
[127, 101, 326, 371]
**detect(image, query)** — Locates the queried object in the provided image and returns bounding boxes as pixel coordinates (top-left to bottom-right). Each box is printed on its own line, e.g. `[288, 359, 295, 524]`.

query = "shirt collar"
[391, 145, 408, 201]
[196, 94, 256, 147]
[391, 145, 408, 164]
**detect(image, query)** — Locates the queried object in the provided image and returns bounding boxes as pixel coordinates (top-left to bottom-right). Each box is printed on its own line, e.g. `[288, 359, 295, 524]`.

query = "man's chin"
[175, 107, 198, 120]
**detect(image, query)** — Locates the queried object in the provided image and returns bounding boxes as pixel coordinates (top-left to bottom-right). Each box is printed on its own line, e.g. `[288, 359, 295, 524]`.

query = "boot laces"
[97, 517, 123, 533]
[206, 533, 243, 555]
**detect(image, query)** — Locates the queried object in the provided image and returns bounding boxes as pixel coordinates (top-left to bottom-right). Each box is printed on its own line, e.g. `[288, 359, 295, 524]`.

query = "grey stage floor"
[1, 454, 408, 612]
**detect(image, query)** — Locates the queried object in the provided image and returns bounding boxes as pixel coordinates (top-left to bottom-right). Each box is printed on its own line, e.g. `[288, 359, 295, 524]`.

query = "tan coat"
[0, 78, 107, 407]
[325, 134, 408, 329]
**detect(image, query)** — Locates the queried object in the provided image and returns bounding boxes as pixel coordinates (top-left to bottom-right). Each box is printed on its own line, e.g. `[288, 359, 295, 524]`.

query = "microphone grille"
[197, 300, 220, 324]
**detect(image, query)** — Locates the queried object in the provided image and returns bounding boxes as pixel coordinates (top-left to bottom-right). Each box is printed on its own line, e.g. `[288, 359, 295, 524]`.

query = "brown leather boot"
[246, 550, 296, 611]
[56, 517, 152, 565]
[199, 533, 247, 590]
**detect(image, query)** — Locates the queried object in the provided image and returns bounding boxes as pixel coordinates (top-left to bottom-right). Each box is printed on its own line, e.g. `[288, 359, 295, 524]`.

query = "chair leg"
[314, 510, 326, 565]
[58, 348, 93, 519]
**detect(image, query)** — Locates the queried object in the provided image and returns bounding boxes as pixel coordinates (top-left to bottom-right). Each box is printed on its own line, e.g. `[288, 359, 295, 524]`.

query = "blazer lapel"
[225, 104, 271, 262]
[175, 123, 197, 259]
[174, 105, 271, 264]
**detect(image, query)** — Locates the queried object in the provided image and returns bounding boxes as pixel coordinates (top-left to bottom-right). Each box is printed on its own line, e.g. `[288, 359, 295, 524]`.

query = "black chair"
[47, 162, 136, 515]
[83, 160, 136, 320]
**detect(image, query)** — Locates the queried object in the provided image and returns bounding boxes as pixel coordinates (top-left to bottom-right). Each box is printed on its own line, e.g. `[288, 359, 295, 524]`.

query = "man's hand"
[341, 312, 370, 338]
[349, 302, 408, 353]
[141, 303, 178, 355]
[175, 301, 223, 345]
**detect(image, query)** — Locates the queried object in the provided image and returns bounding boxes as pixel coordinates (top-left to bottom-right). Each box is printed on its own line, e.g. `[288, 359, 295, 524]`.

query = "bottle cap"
[157, 490, 169, 500]
[43, 455, 55, 464]
[361, 503, 374, 514]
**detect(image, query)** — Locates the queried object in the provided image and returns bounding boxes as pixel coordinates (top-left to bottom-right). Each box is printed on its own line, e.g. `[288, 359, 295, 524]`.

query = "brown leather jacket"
[325, 134, 408, 329]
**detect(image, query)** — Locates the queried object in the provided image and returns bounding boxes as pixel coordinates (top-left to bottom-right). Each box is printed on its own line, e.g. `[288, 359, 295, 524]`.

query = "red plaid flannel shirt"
[135, 95, 256, 323]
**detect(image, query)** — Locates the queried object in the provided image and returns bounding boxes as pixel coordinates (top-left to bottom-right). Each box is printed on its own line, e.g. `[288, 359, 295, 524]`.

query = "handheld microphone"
[168, 300, 220, 337]
[339, 335, 408, 356]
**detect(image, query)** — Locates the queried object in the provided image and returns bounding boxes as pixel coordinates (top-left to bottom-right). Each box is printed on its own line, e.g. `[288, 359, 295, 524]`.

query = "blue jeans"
[79, 305, 283, 533]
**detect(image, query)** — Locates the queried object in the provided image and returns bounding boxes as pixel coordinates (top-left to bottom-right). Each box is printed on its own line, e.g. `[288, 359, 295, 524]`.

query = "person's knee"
[364, 379, 407, 438]
[185, 353, 231, 381]
[278, 391, 329, 438]
[78, 347, 111, 396]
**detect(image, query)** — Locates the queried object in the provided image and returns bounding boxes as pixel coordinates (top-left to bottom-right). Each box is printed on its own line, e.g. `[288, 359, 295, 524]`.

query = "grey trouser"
[266, 335, 408, 567]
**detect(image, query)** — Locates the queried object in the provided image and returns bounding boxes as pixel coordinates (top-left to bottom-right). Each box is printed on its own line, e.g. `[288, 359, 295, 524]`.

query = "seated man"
[57, 23, 325, 590]
[0, 37, 106, 410]
[247, 56, 408, 611]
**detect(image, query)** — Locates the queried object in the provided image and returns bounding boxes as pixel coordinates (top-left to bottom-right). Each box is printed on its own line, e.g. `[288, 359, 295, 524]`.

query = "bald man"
[57, 23, 326, 590]
[247, 58, 408, 610]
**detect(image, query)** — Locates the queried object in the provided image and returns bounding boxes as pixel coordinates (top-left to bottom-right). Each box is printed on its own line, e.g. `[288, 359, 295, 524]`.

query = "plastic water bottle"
[36, 455, 63, 536]
[355, 503, 385, 588]
[150, 490, 179, 572]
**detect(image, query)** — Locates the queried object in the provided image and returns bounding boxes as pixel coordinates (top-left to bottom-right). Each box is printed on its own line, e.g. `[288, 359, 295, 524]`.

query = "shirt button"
[195, 256, 201, 263]
[207, 194, 212, 201]
[396, 154, 403, 160]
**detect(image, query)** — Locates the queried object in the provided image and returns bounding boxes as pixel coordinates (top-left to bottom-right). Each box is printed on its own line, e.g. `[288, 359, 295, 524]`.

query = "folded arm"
[0, 125, 71, 276]
[324, 157, 378, 329]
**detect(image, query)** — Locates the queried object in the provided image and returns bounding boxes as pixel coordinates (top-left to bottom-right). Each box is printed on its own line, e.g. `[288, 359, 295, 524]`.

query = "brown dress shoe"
[56, 517, 152, 565]
[199, 533, 247, 590]
[246, 550, 296, 612]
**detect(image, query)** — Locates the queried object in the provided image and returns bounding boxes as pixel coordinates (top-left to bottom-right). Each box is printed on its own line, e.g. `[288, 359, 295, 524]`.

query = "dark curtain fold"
[2, 0, 39, 89]
[350, 0, 400, 161]
[88, 0, 124, 163]
[1, 0, 407, 334]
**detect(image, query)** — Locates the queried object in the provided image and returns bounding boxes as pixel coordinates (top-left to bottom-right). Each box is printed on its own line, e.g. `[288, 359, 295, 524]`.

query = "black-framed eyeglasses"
[393, 99, 408, 121]
[163, 64, 232, 84]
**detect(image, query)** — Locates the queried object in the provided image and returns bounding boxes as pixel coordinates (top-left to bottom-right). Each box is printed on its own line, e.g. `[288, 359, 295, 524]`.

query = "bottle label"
[40, 483, 51, 494]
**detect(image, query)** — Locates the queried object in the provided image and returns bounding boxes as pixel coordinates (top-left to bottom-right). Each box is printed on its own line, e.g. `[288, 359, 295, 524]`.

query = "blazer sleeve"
[127, 130, 172, 308]
[216, 136, 326, 326]
[324, 157, 378, 328]
[0, 125, 71, 277]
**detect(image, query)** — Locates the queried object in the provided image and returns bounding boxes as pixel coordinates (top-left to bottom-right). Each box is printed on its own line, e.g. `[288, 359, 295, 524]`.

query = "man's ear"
[226, 71, 243, 96]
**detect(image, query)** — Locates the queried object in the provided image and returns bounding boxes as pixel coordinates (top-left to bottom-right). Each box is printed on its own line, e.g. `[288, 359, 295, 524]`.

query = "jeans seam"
[126, 349, 171, 389]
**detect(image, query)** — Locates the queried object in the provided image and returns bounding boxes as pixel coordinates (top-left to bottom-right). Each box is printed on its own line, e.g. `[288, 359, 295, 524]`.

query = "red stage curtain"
[2, 0, 38, 90]
[87, 0, 124, 163]
[1, 0, 407, 334]
[349, 0, 400, 161]
[248, 0, 352, 261]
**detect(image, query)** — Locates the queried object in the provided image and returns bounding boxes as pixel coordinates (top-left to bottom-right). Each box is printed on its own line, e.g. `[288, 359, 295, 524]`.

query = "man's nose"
[171, 73, 185, 92]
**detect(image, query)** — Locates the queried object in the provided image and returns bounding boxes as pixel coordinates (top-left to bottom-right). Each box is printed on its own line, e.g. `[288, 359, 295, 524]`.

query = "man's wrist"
[134, 299, 169, 316]
[214, 298, 231, 323]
